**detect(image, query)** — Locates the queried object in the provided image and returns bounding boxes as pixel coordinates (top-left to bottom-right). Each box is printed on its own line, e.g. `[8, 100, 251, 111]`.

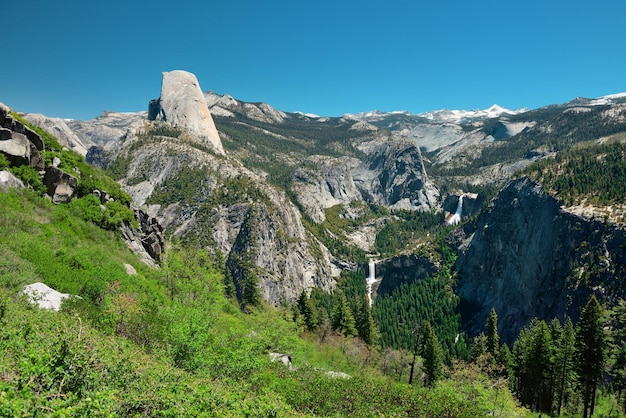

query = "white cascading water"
[446, 195, 463, 225]
[366, 258, 377, 306]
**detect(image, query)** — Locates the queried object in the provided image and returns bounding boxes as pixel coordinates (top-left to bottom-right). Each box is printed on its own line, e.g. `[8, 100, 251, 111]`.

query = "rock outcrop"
[456, 177, 626, 344]
[0, 170, 25, 190]
[121, 208, 165, 267]
[293, 156, 363, 222]
[43, 166, 78, 204]
[23, 113, 90, 156]
[352, 139, 439, 211]
[22, 282, 74, 311]
[0, 102, 44, 171]
[148, 70, 224, 155]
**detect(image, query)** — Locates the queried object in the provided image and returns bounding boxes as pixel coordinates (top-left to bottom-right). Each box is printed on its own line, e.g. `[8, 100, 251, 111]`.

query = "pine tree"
[556, 317, 576, 415]
[421, 321, 443, 387]
[527, 320, 554, 413]
[613, 344, 626, 414]
[356, 293, 378, 345]
[242, 271, 261, 312]
[296, 291, 318, 331]
[575, 295, 606, 418]
[331, 292, 357, 337]
[486, 307, 500, 357]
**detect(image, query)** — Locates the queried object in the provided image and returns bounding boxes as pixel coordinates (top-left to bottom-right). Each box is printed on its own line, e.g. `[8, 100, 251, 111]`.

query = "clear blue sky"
[1, 0, 625, 120]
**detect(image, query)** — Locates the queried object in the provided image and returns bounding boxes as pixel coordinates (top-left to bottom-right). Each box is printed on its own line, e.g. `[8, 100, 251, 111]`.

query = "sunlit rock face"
[148, 70, 224, 155]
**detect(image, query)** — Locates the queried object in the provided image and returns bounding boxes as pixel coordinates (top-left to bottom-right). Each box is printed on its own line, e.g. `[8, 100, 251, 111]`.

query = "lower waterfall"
[366, 258, 377, 306]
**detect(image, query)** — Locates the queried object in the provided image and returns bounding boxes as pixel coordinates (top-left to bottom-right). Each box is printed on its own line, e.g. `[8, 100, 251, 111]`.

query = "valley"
[1, 71, 626, 416]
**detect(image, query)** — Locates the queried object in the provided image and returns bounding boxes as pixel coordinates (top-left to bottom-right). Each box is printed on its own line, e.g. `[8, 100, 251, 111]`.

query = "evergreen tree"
[331, 291, 357, 337]
[612, 344, 626, 414]
[470, 332, 488, 361]
[421, 321, 443, 387]
[575, 295, 606, 418]
[527, 320, 554, 413]
[496, 342, 512, 378]
[242, 271, 261, 312]
[556, 317, 576, 415]
[356, 293, 378, 345]
[296, 291, 318, 331]
[223, 269, 236, 300]
[486, 307, 500, 357]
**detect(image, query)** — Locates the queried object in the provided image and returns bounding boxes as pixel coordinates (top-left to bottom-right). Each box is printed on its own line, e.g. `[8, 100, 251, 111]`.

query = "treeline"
[521, 141, 626, 207]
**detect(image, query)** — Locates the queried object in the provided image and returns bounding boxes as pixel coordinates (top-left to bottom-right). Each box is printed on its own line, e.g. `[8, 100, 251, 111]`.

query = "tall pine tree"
[486, 307, 500, 356]
[421, 321, 443, 387]
[575, 295, 606, 418]
[356, 293, 378, 345]
[296, 291, 318, 331]
[331, 291, 357, 337]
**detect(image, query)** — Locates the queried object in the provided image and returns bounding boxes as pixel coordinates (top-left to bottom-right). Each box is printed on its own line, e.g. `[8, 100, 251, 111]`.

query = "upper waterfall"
[446, 195, 463, 225]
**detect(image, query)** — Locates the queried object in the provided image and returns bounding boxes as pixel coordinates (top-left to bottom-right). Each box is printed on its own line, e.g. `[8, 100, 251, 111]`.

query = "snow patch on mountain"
[417, 104, 527, 124]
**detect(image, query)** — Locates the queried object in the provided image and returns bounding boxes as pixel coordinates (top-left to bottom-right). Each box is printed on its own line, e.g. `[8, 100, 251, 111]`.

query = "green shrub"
[8, 165, 46, 194]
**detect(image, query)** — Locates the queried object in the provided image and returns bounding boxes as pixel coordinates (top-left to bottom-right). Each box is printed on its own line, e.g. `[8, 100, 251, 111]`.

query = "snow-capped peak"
[417, 105, 527, 124]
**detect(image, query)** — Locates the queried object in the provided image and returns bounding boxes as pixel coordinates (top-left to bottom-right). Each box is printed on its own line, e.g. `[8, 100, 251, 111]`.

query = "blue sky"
[1, 0, 625, 120]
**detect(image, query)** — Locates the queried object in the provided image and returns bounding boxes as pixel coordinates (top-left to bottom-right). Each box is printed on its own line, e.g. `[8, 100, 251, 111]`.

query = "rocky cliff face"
[456, 177, 626, 344]
[352, 138, 439, 211]
[149, 70, 224, 155]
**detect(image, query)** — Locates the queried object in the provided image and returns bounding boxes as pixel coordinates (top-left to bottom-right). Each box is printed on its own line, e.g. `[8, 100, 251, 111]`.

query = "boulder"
[148, 70, 224, 155]
[0, 170, 25, 190]
[22, 282, 73, 311]
[43, 166, 78, 204]
[0, 131, 31, 166]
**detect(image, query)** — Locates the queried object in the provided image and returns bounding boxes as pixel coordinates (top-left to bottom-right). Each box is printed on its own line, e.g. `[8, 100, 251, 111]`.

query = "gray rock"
[22, 282, 74, 311]
[0, 170, 25, 190]
[149, 70, 224, 155]
[23, 113, 88, 156]
[0, 131, 31, 165]
[43, 166, 78, 204]
[352, 139, 439, 211]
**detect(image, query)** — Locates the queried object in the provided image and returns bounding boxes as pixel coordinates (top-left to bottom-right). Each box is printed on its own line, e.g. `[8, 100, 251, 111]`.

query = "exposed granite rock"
[0, 170, 25, 190]
[23, 113, 89, 156]
[22, 282, 73, 311]
[43, 166, 78, 204]
[352, 139, 440, 211]
[442, 193, 483, 217]
[456, 177, 626, 344]
[68, 111, 146, 151]
[293, 156, 362, 222]
[149, 70, 224, 155]
[121, 208, 165, 267]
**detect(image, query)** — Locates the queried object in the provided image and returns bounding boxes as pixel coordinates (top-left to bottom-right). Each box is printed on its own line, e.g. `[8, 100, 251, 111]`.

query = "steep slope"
[456, 177, 626, 344]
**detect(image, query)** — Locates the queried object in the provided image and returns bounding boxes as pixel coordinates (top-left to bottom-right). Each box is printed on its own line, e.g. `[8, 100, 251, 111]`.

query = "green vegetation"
[374, 209, 447, 257]
[521, 141, 626, 207]
[0, 187, 528, 416]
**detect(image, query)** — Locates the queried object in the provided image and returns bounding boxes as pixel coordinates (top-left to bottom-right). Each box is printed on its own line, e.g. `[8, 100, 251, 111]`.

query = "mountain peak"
[148, 70, 224, 155]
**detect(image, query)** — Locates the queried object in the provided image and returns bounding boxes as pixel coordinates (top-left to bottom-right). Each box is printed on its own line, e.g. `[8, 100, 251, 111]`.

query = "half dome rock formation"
[148, 70, 224, 155]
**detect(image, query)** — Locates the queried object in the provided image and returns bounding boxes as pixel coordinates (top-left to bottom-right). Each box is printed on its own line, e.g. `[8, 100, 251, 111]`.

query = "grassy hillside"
[0, 186, 529, 416]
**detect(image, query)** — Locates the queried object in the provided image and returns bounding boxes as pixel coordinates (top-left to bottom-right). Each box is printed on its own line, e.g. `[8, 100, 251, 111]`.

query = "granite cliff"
[456, 177, 626, 344]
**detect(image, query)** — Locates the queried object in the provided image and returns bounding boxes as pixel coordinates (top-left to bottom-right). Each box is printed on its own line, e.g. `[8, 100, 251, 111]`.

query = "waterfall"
[366, 258, 377, 306]
[446, 195, 464, 225]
